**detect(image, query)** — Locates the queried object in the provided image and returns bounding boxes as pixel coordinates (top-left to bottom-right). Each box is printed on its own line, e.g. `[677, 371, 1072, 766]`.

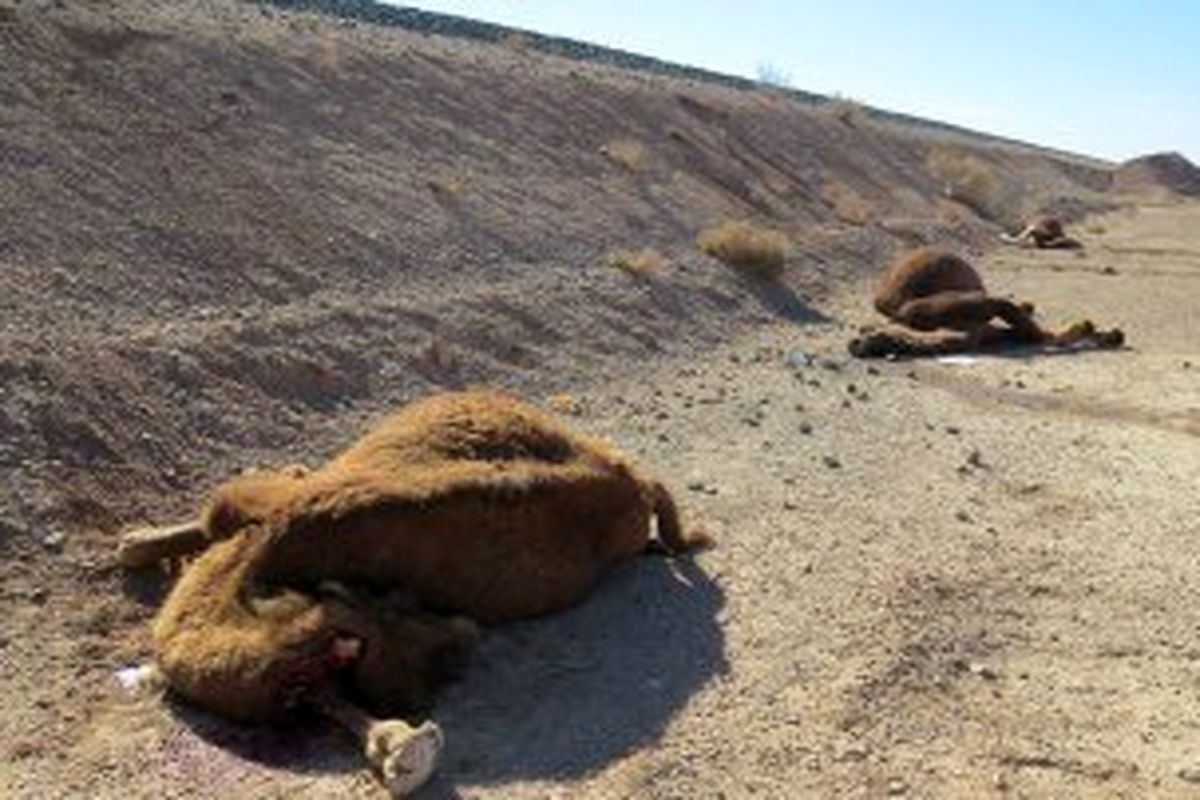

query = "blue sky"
[390, 1, 1199, 164]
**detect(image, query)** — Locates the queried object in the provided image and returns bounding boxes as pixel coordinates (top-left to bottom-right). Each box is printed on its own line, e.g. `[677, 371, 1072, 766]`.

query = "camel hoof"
[116, 522, 206, 569]
[1097, 328, 1125, 349]
[367, 719, 443, 797]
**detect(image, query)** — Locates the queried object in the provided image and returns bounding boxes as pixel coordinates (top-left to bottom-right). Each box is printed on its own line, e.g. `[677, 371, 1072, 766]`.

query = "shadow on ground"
[149, 553, 724, 794]
[742, 275, 832, 325]
[424, 555, 727, 792]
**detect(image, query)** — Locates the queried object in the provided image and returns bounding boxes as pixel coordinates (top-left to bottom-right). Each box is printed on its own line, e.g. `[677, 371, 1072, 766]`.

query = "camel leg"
[999, 224, 1037, 246]
[1048, 320, 1125, 349]
[311, 683, 443, 798]
[979, 297, 1049, 343]
[848, 326, 974, 359]
[117, 520, 208, 569]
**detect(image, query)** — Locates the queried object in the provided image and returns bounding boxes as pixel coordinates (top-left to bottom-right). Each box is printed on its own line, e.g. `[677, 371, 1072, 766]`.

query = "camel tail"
[650, 481, 712, 554]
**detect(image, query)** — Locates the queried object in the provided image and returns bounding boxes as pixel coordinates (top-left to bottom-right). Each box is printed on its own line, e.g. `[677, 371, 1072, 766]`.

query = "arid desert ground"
[2, 2, 1199, 798]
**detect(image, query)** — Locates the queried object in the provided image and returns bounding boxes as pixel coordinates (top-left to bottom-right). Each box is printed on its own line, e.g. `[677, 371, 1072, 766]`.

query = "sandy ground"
[3, 2, 1200, 798]
[4, 201, 1198, 799]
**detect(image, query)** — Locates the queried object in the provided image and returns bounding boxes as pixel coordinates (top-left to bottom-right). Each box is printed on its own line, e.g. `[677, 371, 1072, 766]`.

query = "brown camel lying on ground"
[118, 390, 708, 796]
[1000, 215, 1082, 249]
[848, 247, 1124, 359]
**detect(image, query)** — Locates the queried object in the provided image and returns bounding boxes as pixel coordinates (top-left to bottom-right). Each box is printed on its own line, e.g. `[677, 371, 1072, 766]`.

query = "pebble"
[822, 455, 842, 469]
[799, 422, 813, 435]
[1178, 766, 1200, 784]
[968, 662, 1000, 681]
[887, 778, 909, 795]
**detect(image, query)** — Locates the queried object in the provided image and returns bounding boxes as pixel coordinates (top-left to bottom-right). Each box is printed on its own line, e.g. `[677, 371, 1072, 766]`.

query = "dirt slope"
[5, 1, 1196, 798]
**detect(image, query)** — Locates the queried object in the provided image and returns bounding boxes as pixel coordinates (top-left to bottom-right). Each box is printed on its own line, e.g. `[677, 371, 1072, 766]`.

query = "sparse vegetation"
[822, 95, 867, 128]
[821, 181, 873, 226]
[696, 220, 789, 278]
[600, 138, 651, 172]
[501, 31, 533, 53]
[755, 62, 793, 89]
[607, 248, 669, 277]
[926, 147, 1011, 223]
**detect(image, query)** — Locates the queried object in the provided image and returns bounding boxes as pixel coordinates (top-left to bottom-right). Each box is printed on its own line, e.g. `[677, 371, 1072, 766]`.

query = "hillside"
[0, 0, 1114, 535]
[5, 1, 1198, 798]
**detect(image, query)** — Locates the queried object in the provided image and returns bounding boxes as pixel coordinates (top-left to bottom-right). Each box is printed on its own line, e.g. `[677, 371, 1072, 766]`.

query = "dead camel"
[848, 247, 1124, 359]
[1000, 215, 1082, 249]
[119, 390, 708, 796]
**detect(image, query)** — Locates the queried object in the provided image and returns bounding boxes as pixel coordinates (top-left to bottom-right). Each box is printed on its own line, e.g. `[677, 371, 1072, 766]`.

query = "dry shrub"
[601, 138, 651, 172]
[821, 181, 873, 225]
[926, 148, 1008, 222]
[545, 393, 583, 416]
[607, 248, 669, 277]
[697, 221, 789, 278]
[823, 96, 867, 128]
[502, 31, 533, 53]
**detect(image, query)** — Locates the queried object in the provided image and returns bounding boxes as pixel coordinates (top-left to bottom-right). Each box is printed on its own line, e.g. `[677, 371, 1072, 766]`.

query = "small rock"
[820, 358, 843, 372]
[41, 530, 65, 551]
[887, 778, 909, 795]
[786, 350, 815, 369]
[799, 422, 813, 435]
[866, 366, 880, 376]
[822, 455, 842, 469]
[955, 510, 972, 523]
[968, 662, 1000, 681]
[1178, 766, 1200, 784]
[1101, 265, 1118, 275]
[783, 500, 798, 511]
[945, 425, 961, 435]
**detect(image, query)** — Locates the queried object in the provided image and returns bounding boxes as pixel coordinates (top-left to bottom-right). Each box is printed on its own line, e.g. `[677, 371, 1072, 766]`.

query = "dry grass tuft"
[501, 31, 533, 54]
[607, 248, 669, 277]
[696, 221, 789, 278]
[926, 148, 1010, 222]
[821, 181, 873, 225]
[601, 138, 651, 172]
[823, 96, 867, 128]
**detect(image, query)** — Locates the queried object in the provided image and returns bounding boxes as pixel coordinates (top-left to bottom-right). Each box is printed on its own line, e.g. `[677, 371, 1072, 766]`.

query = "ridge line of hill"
[250, 0, 1112, 169]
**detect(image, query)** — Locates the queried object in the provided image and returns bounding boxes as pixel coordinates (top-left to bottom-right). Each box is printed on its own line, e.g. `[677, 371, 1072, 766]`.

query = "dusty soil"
[2, 1, 1198, 798]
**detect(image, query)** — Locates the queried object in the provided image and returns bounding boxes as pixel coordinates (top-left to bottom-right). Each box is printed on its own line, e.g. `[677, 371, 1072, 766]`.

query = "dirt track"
[3, 2, 1200, 798]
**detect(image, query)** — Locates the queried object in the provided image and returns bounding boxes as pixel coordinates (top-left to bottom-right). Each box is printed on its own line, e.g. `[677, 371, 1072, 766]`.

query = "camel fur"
[849, 247, 1124, 359]
[124, 390, 707, 794]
